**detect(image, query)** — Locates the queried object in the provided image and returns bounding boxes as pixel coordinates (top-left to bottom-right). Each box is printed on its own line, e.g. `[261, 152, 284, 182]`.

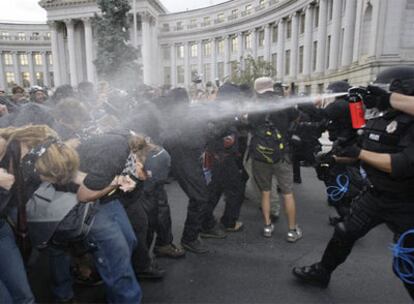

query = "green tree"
[93, 0, 139, 89]
[230, 55, 276, 87]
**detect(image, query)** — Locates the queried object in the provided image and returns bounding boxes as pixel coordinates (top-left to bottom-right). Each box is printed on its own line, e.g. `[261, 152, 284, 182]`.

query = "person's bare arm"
[390, 93, 414, 116]
[77, 175, 119, 203]
[359, 150, 392, 173]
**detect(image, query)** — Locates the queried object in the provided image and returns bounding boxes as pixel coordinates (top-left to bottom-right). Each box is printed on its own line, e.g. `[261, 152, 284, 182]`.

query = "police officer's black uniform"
[292, 66, 414, 300]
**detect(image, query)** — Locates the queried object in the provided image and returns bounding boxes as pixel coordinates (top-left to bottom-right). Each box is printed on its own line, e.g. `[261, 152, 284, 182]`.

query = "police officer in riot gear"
[292, 66, 414, 300]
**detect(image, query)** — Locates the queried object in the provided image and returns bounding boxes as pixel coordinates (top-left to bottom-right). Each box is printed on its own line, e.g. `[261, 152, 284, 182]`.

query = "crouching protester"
[0, 125, 141, 303]
[0, 132, 34, 303]
[292, 66, 414, 300]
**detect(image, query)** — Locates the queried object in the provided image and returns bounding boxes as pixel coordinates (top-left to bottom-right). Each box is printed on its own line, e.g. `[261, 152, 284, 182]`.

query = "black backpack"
[250, 120, 285, 164]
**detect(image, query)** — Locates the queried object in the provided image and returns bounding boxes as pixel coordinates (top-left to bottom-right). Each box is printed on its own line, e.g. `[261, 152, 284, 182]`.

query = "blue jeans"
[0, 219, 34, 304]
[49, 199, 142, 303]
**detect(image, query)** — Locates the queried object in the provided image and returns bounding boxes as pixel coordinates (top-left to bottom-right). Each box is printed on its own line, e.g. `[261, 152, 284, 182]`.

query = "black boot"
[292, 262, 331, 288]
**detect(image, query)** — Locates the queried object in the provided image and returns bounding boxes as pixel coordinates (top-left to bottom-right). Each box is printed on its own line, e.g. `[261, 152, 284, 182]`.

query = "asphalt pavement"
[30, 167, 412, 303]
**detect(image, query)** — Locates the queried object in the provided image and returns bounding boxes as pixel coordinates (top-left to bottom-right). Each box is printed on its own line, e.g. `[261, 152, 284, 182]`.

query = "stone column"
[141, 12, 152, 85]
[352, 0, 363, 63]
[276, 19, 285, 80]
[328, 0, 342, 70]
[65, 19, 78, 87]
[341, 0, 356, 67]
[41, 52, 49, 87]
[251, 28, 258, 59]
[27, 51, 36, 86]
[49, 21, 61, 87]
[264, 24, 271, 62]
[83, 18, 95, 83]
[184, 41, 190, 87]
[132, 0, 138, 47]
[303, 5, 313, 76]
[12, 52, 21, 85]
[170, 44, 177, 87]
[151, 18, 159, 85]
[211, 38, 217, 81]
[237, 32, 243, 62]
[290, 12, 299, 79]
[0, 52, 5, 89]
[316, 0, 328, 73]
[368, 0, 381, 57]
[197, 41, 203, 80]
[224, 35, 230, 78]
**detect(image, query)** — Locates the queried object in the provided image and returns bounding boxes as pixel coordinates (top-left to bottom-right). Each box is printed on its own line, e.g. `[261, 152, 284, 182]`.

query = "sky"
[0, 0, 228, 22]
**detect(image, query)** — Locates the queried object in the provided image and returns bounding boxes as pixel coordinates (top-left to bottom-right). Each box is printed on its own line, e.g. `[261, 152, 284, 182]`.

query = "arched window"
[360, 3, 372, 56]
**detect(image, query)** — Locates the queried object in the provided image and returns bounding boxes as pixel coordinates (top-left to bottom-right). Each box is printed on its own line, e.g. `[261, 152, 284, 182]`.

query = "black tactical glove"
[335, 144, 361, 159]
[364, 85, 391, 111]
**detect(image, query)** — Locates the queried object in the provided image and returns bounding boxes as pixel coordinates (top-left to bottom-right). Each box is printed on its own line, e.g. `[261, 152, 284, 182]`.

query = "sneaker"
[263, 223, 274, 238]
[225, 221, 244, 232]
[287, 225, 303, 243]
[181, 238, 209, 254]
[154, 244, 186, 259]
[292, 262, 331, 288]
[136, 264, 166, 280]
[200, 225, 227, 239]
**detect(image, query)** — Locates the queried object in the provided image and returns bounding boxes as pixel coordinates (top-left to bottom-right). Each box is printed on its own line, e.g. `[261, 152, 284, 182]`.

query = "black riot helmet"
[374, 66, 414, 96]
[326, 81, 350, 94]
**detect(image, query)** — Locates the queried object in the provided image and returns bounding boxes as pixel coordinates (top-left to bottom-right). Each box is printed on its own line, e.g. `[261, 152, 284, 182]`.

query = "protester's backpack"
[250, 119, 285, 164]
[26, 182, 97, 250]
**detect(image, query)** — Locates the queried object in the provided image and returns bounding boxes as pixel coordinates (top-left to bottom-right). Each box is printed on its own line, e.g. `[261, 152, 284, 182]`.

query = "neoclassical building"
[3, 0, 414, 93]
[0, 22, 53, 90]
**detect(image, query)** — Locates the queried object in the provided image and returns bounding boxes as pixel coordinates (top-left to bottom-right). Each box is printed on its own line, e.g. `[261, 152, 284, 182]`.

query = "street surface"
[30, 168, 411, 303]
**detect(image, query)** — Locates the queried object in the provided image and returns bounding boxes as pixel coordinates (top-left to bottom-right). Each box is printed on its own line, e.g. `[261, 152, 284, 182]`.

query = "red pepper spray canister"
[348, 93, 366, 129]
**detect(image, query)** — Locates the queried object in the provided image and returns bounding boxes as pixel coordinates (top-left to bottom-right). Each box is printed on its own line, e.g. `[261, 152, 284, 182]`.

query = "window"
[22, 72, 31, 88]
[18, 32, 26, 40]
[204, 41, 212, 56]
[164, 67, 171, 85]
[318, 83, 324, 94]
[49, 72, 54, 88]
[232, 9, 238, 17]
[217, 13, 225, 22]
[285, 50, 290, 75]
[48, 53, 53, 65]
[177, 66, 184, 83]
[5, 72, 15, 87]
[177, 45, 184, 59]
[272, 26, 278, 43]
[312, 41, 318, 71]
[176, 21, 183, 30]
[272, 53, 277, 70]
[20, 53, 28, 66]
[36, 72, 44, 86]
[191, 43, 198, 58]
[34, 53, 42, 65]
[305, 85, 312, 95]
[162, 45, 170, 60]
[314, 6, 319, 28]
[204, 63, 211, 81]
[299, 46, 304, 73]
[328, 0, 333, 21]
[231, 36, 238, 53]
[245, 33, 252, 49]
[191, 64, 198, 76]
[217, 62, 224, 80]
[286, 19, 292, 39]
[162, 24, 170, 32]
[1, 32, 10, 40]
[203, 16, 210, 25]
[300, 14, 305, 34]
[245, 4, 252, 14]
[326, 35, 331, 68]
[190, 19, 197, 25]
[4, 52, 13, 65]
[218, 39, 224, 55]
[259, 0, 266, 7]
[258, 30, 265, 47]
[45, 32, 51, 40]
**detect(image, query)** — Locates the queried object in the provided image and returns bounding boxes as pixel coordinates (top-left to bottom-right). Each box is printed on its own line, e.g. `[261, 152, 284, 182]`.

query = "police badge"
[386, 120, 398, 134]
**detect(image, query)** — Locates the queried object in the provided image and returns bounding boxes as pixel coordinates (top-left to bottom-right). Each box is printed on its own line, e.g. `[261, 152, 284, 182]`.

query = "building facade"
[0, 22, 53, 91]
[3, 0, 414, 93]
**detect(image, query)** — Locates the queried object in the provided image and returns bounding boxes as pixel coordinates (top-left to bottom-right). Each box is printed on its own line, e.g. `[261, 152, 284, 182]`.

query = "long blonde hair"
[0, 125, 80, 185]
